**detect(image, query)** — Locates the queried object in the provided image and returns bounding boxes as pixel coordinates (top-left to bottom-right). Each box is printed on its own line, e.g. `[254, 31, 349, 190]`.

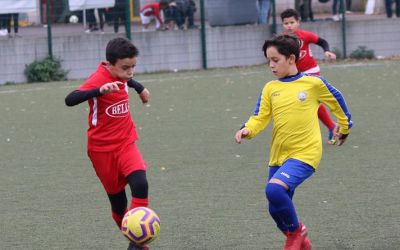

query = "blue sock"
[266, 183, 299, 232]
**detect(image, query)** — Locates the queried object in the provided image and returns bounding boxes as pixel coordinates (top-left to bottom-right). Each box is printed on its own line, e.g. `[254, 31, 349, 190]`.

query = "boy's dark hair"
[262, 34, 300, 62]
[280, 8, 299, 21]
[106, 37, 139, 65]
[159, 0, 169, 9]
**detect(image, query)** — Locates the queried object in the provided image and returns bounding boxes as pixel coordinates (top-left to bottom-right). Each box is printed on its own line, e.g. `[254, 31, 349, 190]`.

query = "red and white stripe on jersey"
[303, 65, 320, 76]
[294, 29, 319, 73]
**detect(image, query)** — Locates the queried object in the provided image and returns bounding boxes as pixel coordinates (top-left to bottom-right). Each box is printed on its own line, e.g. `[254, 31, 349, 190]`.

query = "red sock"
[129, 197, 149, 210]
[318, 104, 335, 130]
[112, 209, 127, 228]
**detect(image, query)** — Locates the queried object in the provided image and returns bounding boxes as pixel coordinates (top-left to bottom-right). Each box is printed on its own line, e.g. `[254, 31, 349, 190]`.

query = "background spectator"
[4, 13, 20, 37]
[385, 0, 400, 18]
[98, 8, 107, 33]
[346, 0, 352, 13]
[164, 0, 197, 30]
[332, 0, 351, 21]
[295, 0, 314, 22]
[0, 14, 8, 36]
[257, 0, 271, 24]
[85, 9, 98, 33]
[113, 0, 127, 33]
[140, 0, 169, 31]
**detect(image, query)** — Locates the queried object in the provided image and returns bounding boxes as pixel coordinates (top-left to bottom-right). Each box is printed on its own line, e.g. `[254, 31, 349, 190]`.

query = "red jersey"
[79, 63, 138, 152]
[294, 29, 319, 72]
[141, 2, 163, 24]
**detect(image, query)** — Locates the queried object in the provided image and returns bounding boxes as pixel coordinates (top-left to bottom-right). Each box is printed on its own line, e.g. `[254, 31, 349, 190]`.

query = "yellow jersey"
[244, 72, 352, 169]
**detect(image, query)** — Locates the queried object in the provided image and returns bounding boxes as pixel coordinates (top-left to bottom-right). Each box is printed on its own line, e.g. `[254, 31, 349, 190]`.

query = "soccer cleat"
[127, 242, 149, 250]
[283, 223, 308, 250]
[327, 124, 339, 145]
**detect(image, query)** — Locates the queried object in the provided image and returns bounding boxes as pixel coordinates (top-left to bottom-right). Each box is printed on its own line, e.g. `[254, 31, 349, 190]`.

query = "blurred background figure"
[0, 14, 8, 36]
[164, 0, 197, 30]
[346, 0, 352, 13]
[5, 13, 20, 37]
[332, 0, 352, 21]
[295, 0, 314, 22]
[113, 0, 127, 33]
[140, 0, 169, 31]
[385, 0, 400, 18]
[257, 0, 271, 24]
[97, 8, 107, 33]
[85, 9, 99, 33]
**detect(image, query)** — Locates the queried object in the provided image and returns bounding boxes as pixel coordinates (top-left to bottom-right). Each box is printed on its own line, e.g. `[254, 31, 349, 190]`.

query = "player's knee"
[127, 170, 148, 198]
[132, 177, 148, 196]
[265, 183, 287, 203]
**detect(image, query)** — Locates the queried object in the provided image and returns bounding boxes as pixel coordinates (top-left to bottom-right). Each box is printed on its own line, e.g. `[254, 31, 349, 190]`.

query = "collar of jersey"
[279, 72, 305, 82]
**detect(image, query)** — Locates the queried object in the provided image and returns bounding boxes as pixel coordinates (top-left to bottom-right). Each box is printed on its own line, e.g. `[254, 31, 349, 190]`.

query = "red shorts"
[88, 143, 147, 195]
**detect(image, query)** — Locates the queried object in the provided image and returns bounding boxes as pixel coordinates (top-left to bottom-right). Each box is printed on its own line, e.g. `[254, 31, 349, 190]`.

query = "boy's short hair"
[106, 37, 139, 65]
[262, 34, 300, 62]
[159, 0, 169, 9]
[281, 8, 299, 21]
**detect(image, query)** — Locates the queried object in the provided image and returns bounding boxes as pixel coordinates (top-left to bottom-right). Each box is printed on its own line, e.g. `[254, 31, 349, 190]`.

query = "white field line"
[0, 62, 383, 94]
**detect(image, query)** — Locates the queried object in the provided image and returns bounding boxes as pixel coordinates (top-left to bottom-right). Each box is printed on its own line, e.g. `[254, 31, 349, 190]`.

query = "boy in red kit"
[140, 0, 169, 31]
[281, 9, 339, 145]
[65, 37, 151, 250]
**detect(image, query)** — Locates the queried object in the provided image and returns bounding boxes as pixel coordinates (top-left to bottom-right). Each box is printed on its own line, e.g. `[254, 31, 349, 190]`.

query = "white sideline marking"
[328, 62, 382, 68]
[0, 62, 383, 94]
[0, 87, 47, 94]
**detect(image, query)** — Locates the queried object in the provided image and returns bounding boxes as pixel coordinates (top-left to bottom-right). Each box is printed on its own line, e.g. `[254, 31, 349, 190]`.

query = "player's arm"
[317, 77, 353, 145]
[235, 87, 271, 143]
[316, 38, 336, 60]
[154, 7, 163, 25]
[65, 82, 120, 106]
[127, 79, 150, 104]
[65, 89, 101, 106]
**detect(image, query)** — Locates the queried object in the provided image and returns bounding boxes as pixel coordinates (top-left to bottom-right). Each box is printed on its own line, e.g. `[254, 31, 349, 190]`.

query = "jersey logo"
[298, 91, 307, 102]
[105, 99, 130, 117]
[280, 172, 290, 179]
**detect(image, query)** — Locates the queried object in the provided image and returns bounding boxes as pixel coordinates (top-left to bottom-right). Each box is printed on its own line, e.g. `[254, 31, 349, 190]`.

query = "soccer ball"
[121, 207, 161, 245]
[69, 15, 79, 24]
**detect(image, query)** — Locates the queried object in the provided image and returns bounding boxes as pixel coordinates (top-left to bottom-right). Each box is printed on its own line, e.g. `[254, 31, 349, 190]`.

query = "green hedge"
[25, 57, 68, 83]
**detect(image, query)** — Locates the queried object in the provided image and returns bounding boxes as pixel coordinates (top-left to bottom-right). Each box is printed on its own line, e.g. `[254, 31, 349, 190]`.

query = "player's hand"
[235, 128, 250, 144]
[337, 133, 349, 146]
[139, 88, 150, 104]
[100, 81, 122, 94]
[325, 51, 337, 60]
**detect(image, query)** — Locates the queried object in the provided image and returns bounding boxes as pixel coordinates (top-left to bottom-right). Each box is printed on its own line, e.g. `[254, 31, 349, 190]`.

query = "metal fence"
[0, 0, 399, 84]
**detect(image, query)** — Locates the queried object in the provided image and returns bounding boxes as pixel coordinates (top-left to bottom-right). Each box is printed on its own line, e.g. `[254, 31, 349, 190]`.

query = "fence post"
[200, 0, 207, 69]
[125, 0, 132, 40]
[46, 0, 53, 58]
[340, 0, 347, 58]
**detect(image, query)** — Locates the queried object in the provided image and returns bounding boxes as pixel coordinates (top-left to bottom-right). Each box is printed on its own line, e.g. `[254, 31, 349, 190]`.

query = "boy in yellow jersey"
[235, 35, 352, 250]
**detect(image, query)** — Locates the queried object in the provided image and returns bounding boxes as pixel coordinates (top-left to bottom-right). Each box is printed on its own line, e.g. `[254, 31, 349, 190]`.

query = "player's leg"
[127, 170, 149, 209]
[140, 13, 151, 31]
[119, 143, 149, 209]
[88, 150, 129, 228]
[318, 104, 339, 144]
[108, 190, 128, 228]
[384, 0, 393, 18]
[120, 144, 149, 250]
[269, 166, 296, 200]
[396, 0, 400, 17]
[265, 159, 314, 250]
